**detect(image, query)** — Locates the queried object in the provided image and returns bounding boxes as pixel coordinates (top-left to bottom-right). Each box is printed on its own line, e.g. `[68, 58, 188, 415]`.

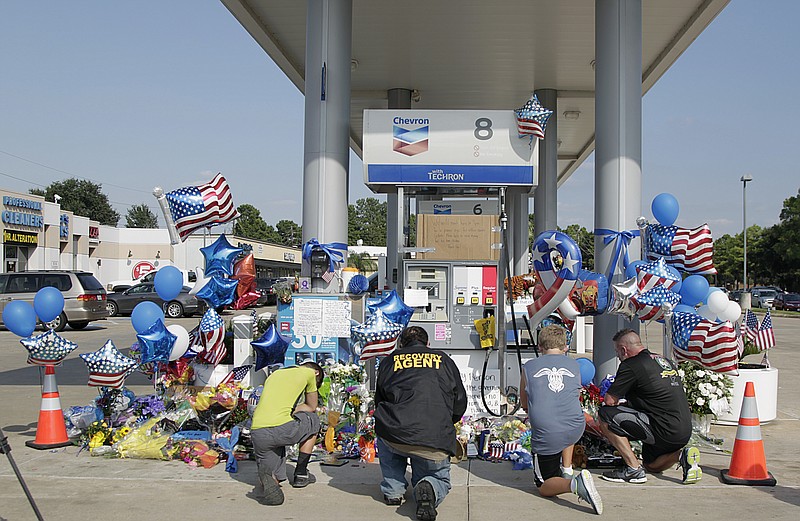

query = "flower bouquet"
[678, 361, 733, 418]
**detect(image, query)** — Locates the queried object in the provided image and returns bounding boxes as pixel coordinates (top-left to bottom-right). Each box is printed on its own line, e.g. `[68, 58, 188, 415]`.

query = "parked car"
[0, 270, 107, 332]
[105, 268, 197, 293]
[255, 278, 282, 306]
[729, 289, 743, 302]
[773, 293, 800, 311]
[751, 289, 778, 309]
[106, 283, 205, 318]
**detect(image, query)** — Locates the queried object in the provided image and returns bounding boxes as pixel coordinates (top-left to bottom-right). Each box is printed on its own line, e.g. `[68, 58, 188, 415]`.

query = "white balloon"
[697, 304, 718, 321]
[707, 290, 729, 315]
[167, 324, 190, 361]
[189, 266, 211, 296]
[719, 300, 742, 323]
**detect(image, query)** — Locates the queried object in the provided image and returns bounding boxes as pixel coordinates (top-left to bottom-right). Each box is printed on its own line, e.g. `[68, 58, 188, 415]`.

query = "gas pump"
[362, 108, 539, 417]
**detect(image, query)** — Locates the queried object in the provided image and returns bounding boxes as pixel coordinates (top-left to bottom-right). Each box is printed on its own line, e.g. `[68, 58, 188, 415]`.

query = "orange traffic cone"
[720, 381, 777, 486]
[25, 365, 72, 450]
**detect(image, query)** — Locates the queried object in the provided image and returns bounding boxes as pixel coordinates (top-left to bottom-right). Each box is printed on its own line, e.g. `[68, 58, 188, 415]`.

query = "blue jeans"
[377, 437, 451, 507]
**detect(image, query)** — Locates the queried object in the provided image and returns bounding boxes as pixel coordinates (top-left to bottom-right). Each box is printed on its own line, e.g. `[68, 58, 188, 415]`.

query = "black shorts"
[598, 405, 684, 464]
[533, 452, 563, 487]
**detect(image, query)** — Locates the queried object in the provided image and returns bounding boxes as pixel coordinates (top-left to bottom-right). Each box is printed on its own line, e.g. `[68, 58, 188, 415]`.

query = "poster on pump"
[363, 109, 538, 192]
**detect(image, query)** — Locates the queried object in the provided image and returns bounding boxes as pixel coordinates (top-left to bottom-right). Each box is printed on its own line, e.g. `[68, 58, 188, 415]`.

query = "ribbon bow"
[216, 426, 240, 473]
[302, 238, 347, 273]
[593, 228, 641, 281]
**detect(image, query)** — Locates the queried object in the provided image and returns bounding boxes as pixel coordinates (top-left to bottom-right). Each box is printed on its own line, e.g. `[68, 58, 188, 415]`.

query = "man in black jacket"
[374, 326, 467, 521]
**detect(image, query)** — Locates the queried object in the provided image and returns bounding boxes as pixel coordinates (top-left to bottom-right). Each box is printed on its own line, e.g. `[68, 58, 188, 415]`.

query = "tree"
[30, 178, 119, 225]
[125, 203, 158, 228]
[275, 219, 302, 247]
[347, 251, 377, 273]
[560, 224, 594, 272]
[348, 198, 387, 246]
[233, 204, 270, 241]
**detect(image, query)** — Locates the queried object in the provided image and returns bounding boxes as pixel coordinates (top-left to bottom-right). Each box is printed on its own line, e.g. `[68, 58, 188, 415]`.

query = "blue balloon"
[348, 274, 369, 295]
[131, 301, 165, 334]
[251, 324, 290, 370]
[651, 193, 680, 226]
[2, 300, 37, 337]
[136, 319, 177, 364]
[680, 275, 709, 307]
[367, 290, 414, 328]
[195, 276, 238, 309]
[33, 286, 65, 323]
[154, 266, 184, 301]
[577, 357, 596, 386]
[673, 304, 697, 315]
[625, 260, 647, 280]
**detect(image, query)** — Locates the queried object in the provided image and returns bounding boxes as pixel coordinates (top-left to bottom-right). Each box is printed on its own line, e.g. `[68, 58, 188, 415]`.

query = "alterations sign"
[363, 110, 537, 192]
[3, 230, 38, 245]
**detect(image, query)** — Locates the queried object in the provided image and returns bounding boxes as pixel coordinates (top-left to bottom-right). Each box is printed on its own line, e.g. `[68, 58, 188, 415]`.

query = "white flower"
[710, 373, 719, 382]
[716, 388, 724, 397]
[695, 370, 706, 378]
[700, 386, 710, 397]
[678, 369, 685, 378]
[696, 397, 705, 406]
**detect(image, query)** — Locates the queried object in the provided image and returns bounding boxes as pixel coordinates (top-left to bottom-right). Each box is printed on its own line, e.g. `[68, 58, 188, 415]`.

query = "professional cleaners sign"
[363, 109, 536, 192]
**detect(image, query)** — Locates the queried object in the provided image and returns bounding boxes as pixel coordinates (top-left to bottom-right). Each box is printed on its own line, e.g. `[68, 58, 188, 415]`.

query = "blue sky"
[1, 1, 797, 238]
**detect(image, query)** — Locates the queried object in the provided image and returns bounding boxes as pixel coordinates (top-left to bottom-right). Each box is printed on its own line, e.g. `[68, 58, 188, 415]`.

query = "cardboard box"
[416, 214, 501, 261]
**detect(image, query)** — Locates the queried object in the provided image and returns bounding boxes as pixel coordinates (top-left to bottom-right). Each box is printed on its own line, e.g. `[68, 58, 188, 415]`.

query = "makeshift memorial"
[20, 329, 78, 366]
[351, 308, 403, 361]
[196, 309, 227, 365]
[527, 231, 582, 333]
[679, 361, 733, 439]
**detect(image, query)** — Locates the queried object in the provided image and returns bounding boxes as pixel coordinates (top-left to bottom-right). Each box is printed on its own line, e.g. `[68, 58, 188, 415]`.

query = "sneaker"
[561, 466, 575, 479]
[601, 465, 647, 483]
[679, 446, 702, 484]
[259, 469, 285, 505]
[574, 469, 603, 515]
[291, 473, 312, 488]
[414, 480, 438, 521]
[384, 495, 403, 506]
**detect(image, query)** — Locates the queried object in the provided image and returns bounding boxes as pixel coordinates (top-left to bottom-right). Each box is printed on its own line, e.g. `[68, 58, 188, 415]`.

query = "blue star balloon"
[200, 234, 243, 277]
[251, 323, 289, 371]
[195, 276, 238, 309]
[367, 290, 414, 328]
[79, 339, 138, 388]
[20, 329, 78, 366]
[136, 319, 177, 364]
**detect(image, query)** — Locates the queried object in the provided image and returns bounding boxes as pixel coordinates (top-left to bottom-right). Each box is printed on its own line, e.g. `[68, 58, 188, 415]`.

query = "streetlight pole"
[741, 174, 753, 291]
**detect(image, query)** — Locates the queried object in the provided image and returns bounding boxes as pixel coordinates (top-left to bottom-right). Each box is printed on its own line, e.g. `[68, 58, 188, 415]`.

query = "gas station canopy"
[221, 0, 729, 186]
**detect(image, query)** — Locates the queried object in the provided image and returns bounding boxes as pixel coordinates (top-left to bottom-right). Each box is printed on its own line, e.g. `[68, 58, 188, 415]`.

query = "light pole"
[741, 174, 753, 291]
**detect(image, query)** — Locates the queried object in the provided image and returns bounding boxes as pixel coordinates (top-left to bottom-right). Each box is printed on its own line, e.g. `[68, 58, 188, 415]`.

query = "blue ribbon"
[216, 426, 240, 473]
[593, 228, 641, 280]
[302, 238, 347, 273]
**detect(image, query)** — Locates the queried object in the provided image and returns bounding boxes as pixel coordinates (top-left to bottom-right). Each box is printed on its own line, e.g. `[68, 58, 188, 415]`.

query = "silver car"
[751, 289, 778, 308]
[0, 270, 107, 331]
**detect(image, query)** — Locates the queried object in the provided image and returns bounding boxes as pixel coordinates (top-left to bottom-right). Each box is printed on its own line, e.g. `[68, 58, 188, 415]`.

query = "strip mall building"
[0, 187, 301, 287]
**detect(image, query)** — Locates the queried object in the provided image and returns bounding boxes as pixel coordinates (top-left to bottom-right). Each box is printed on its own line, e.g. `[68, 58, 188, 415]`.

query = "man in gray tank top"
[519, 324, 602, 515]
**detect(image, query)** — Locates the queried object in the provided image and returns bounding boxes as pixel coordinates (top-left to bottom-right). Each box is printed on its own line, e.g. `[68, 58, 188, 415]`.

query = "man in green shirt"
[251, 361, 323, 506]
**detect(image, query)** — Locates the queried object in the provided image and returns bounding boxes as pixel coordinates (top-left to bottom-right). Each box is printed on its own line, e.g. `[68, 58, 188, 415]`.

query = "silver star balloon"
[79, 339, 138, 388]
[20, 329, 78, 366]
[607, 277, 639, 320]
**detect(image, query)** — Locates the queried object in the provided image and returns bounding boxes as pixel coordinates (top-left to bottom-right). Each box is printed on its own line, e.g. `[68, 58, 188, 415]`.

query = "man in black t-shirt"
[598, 329, 700, 484]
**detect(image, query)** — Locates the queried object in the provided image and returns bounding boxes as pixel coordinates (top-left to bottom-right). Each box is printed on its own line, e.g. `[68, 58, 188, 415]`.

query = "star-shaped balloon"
[200, 234, 243, 277]
[367, 290, 414, 328]
[514, 94, 553, 140]
[351, 309, 403, 361]
[189, 266, 212, 296]
[79, 340, 138, 388]
[20, 329, 78, 366]
[195, 276, 238, 309]
[136, 319, 177, 364]
[251, 324, 289, 371]
[636, 257, 681, 294]
[608, 277, 639, 320]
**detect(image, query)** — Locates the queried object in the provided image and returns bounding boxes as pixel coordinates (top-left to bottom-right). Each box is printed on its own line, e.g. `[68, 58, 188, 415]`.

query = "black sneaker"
[414, 480, 437, 521]
[574, 469, 603, 515]
[679, 446, 702, 484]
[291, 473, 313, 488]
[258, 468, 285, 505]
[384, 495, 403, 506]
[601, 465, 647, 483]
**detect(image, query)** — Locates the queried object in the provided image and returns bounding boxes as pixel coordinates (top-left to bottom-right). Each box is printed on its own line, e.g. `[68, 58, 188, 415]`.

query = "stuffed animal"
[572, 444, 589, 469]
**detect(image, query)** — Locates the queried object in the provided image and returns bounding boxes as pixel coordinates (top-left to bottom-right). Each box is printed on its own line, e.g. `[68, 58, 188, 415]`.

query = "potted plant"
[714, 336, 779, 425]
[678, 361, 733, 437]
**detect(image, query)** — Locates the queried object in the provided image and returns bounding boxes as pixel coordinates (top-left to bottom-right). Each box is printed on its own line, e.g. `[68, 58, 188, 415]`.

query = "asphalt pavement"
[1, 311, 799, 521]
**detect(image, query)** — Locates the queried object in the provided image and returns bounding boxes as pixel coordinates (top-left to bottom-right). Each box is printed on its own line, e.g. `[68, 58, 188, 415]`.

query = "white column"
[533, 88, 558, 237]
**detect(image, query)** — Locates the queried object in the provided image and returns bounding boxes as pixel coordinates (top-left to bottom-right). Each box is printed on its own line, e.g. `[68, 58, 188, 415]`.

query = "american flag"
[671, 311, 739, 375]
[514, 95, 553, 140]
[20, 330, 78, 366]
[321, 269, 335, 284]
[742, 309, 776, 350]
[79, 340, 139, 388]
[219, 364, 252, 385]
[632, 286, 681, 322]
[165, 173, 239, 241]
[646, 223, 716, 275]
[351, 309, 403, 361]
[196, 309, 227, 365]
[636, 257, 680, 294]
